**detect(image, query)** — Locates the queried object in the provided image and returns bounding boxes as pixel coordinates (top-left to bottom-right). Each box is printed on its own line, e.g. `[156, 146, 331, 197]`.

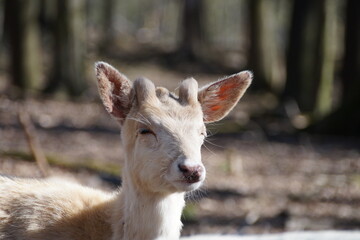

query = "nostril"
[178, 164, 204, 183]
[178, 164, 189, 173]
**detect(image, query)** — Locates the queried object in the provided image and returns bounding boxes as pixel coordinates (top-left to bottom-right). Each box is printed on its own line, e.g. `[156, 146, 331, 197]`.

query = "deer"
[0, 62, 252, 240]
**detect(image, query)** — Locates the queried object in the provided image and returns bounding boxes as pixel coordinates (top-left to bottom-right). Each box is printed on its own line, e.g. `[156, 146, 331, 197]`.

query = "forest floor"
[0, 62, 360, 236]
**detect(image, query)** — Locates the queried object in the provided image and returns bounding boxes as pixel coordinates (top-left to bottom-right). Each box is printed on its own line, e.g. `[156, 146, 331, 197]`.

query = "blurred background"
[0, 0, 359, 236]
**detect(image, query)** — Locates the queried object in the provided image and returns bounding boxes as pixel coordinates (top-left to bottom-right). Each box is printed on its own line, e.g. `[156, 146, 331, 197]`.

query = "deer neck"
[111, 170, 185, 240]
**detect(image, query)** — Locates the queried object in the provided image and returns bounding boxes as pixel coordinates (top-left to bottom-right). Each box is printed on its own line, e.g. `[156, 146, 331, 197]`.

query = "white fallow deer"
[0, 62, 252, 240]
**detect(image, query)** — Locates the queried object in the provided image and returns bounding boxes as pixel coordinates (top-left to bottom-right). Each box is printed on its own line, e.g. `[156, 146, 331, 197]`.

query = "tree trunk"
[100, 0, 117, 52]
[45, 0, 86, 97]
[179, 0, 204, 61]
[4, 0, 42, 94]
[313, 0, 337, 119]
[283, 0, 337, 119]
[0, 1, 4, 45]
[342, 0, 360, 104]
[311, 0, 360, 135]
[282, 0, 309, 105]
[38, 0, 56, 34]
[247, 0, 283, 91]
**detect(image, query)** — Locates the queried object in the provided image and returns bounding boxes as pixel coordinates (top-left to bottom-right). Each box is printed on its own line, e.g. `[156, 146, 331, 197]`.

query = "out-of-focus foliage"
[0, 0, 359, 135]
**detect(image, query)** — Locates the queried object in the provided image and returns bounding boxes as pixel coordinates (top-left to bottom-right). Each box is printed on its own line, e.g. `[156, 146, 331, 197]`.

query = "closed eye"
[139, 128, 154, 135]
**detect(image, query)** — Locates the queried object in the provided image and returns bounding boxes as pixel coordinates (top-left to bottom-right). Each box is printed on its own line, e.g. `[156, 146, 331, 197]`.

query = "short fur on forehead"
[135, 78, 200, 109]
[131, 81, 203, 125]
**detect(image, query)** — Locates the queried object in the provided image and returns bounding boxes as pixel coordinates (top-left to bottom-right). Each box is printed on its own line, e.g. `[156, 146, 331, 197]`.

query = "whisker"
[204, 138, 225, 149]
[187, 188, 208, 203]
[202, 143, 217, 156]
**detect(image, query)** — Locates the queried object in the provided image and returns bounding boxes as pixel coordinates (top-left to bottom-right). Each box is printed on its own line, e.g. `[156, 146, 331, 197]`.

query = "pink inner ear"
[217, 81, 238, 100]
[210, 105, 222, 111]
[95, 62, 132, 122]
[199, 71, 252, 123]
[101, 66, 121, 96]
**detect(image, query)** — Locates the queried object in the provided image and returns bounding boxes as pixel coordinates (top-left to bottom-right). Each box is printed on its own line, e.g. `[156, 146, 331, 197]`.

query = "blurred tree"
[100, 0, 118, 52]
[38, 0, 56, 33]
[44, 0, 87, 97]
[342, 0, 360, 106]
[247, 0, 284, 92]
[313, 0, 338, 119]
[179, 0, 204, 61]
[282, 0, 308, 109]
[0, 1, 4, 45]
[283, 0, 338, 119]
[4, 0, 42, 94]
[312, 0, 360, 135]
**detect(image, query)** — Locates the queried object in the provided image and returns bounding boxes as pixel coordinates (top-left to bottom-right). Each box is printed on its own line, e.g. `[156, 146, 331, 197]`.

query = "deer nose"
[178, 163, 204, 183]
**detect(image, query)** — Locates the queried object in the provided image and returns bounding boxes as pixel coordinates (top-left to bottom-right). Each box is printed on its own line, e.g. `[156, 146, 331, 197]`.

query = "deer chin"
[172, 179, 204, 192]
[165, 172, 205, 192]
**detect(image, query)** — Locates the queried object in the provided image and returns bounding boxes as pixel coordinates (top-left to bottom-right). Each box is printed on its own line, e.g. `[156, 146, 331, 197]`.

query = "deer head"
[95, 62, 252, 194]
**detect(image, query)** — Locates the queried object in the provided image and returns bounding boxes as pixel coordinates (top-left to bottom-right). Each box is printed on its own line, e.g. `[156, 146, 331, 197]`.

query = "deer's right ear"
[95, 62, 133, 123]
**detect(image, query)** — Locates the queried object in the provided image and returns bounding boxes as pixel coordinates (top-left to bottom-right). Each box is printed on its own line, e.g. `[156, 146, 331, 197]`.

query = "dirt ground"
[0, 62, 359, 236]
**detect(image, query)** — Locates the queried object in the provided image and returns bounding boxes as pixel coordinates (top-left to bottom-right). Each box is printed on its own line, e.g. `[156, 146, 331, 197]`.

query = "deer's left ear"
[198, 71, 252, 123]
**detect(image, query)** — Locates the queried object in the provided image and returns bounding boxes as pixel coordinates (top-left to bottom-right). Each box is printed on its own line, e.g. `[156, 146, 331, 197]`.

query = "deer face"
[95, 62, 252, 194]
[122, 79, 206, 193]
